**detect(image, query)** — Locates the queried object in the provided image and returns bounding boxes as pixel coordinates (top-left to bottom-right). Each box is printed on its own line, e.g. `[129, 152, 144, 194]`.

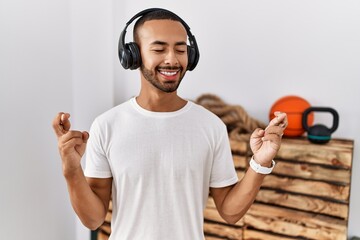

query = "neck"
[136, 90, 187, 112]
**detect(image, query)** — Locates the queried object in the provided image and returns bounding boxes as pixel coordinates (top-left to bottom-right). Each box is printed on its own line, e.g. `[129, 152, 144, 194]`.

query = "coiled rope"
[196, 94, 266, 142]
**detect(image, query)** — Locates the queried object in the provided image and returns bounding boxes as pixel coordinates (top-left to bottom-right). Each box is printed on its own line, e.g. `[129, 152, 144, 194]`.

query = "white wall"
[0, 0, 76, 239]
[115, 0, 360, 238]
[70, 0, 115, 238]
[0, 0, 113, 239]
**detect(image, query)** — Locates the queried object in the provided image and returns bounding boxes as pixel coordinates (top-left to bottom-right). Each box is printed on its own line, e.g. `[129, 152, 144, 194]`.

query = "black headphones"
[118, 8, 200, 71]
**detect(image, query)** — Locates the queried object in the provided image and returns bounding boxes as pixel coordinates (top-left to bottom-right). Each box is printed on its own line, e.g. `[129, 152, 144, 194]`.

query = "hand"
[249, 111, 287, 166]
[52, 112, 89, 177]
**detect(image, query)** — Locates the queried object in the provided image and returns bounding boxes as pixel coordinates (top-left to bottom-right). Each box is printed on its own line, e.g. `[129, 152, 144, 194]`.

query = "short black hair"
[133, 9, 183, 43]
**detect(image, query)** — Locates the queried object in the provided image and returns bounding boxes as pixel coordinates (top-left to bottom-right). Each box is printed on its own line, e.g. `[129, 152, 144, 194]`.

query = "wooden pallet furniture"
[204, 137, 354, 240]
[96, 137, 354, 240]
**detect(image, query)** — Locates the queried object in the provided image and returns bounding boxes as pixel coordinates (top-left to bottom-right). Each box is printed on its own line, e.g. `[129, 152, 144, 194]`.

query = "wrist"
[249, 156, 275, 174]
[63, 165, 83, 180]
[252, 155, 272, 167]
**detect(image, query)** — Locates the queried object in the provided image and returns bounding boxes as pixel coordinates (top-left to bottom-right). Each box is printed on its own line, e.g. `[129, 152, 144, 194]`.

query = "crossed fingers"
[52, 112, 71, 138]
[265, 111, 288, 138]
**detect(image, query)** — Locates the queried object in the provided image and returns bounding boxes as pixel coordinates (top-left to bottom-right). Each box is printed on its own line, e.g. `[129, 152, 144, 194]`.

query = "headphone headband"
[118, 8, 199, 71]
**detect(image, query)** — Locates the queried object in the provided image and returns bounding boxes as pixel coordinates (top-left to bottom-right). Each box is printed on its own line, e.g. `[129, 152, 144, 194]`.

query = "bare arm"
[210, 112, 287, 224]
[52, 112, 112, 230]
[210, 168, 266, 224]
[65, 170, 112, 230]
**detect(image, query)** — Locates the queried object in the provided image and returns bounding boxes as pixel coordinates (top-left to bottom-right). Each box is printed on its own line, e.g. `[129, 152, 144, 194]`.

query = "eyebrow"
[150, 40, 187, 46]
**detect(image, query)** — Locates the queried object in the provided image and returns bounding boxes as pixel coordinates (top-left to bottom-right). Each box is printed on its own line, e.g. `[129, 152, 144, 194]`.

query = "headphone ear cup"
[187, 45, 199, 71]
[119, 45, 131, 69]
[187, 46, 196, 71]
[127, 42, 141, 70]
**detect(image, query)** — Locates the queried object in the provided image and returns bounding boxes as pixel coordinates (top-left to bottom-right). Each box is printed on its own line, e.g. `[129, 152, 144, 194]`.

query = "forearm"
[220, 168, 265, 224]
[216, 111, 287, 224]
[64, 168, 107, 230]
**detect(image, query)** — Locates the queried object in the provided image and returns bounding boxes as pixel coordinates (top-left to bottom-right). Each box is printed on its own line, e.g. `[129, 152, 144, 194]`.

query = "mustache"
[157, 66, 183, 71]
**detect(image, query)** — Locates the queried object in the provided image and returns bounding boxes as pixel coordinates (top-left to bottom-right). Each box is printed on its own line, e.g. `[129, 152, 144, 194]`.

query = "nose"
[164, 49, 179, 66]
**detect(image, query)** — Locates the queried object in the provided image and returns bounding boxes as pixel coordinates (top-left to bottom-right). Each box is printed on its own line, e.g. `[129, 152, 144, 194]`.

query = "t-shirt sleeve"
[84, 119, 112, 178]
[209, 125, 238, 188]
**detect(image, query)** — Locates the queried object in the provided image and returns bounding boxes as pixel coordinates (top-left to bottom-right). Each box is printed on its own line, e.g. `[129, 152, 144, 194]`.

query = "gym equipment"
[302, 107, 339, 144]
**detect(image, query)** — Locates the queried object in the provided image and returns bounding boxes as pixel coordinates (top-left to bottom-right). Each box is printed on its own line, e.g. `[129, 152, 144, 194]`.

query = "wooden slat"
[104, 211, 112, 223]
[108, 200, 112, 211]
[205, 236, 227, 240]
[261, 174, 350, 202]
[255, 189, 349, 219]
[98, 224, 111, 235]
[233, 155, 248, 169]
[207, 197, 216, 208]
[276, 138, 353, 168]
[237, 171, 245, 180]
[97, 231, 110, 240]
[204, 207, 228, 224]
[204, 222, 242, 239]
[209, 185, 349, 221]
[245, 203, 347, 240]
[230, 139, 249, 155]
[230, 138, 353, 168]
[236, 157, 351, 184]
[204, 206, 244, 227]
[281, 137, 353, 150]
[273, 160, 351, 184]
[243, 229, 298, 240]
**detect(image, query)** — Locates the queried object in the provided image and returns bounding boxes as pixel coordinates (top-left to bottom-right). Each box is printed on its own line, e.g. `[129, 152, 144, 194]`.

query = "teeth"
[160, 71, 177, 76]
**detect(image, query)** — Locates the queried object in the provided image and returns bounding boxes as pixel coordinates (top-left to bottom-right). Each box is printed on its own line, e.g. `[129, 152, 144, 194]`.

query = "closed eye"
[152, 49, 164, 53]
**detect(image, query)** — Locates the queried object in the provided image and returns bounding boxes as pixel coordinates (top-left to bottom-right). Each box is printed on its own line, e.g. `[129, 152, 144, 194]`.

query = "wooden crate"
[97, 137, 354, 240]
[96, 201, 112, 240]
[204, 137, 354, 240]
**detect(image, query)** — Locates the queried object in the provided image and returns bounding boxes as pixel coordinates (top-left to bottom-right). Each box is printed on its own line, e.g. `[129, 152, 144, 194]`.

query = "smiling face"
[136, 19, 188, 93]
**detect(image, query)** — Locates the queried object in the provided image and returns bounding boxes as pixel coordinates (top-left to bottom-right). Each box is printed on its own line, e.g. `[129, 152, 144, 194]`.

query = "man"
[52, 8, 287, 240]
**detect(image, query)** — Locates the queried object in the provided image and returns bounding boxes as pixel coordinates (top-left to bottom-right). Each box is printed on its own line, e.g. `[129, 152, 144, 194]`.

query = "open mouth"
[159, 70, 178, 76]
[158, 68, 181, 80]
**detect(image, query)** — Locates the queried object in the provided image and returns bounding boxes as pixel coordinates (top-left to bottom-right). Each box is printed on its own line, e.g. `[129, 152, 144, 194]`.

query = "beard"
[140, 64, 186, 93]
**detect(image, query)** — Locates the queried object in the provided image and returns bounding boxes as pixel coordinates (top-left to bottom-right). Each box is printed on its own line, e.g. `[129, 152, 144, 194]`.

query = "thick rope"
[196, 94, 266, 143]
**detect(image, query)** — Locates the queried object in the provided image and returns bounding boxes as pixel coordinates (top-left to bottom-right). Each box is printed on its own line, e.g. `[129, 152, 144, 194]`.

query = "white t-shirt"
[84, 97, 238, 240]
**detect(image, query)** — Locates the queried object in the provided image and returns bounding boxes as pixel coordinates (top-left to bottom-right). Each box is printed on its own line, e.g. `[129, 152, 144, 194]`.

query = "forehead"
[137, 19, 187, 44]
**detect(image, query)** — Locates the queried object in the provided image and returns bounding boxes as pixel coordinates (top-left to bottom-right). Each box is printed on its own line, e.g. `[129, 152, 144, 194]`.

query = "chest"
[106, 121, 214, 181]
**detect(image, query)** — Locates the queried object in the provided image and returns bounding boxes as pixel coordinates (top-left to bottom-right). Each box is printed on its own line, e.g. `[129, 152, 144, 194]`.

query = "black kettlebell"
[302, 107, 339, 144]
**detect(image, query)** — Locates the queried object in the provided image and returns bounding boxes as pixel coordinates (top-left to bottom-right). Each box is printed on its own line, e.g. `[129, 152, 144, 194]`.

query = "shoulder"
[95, 98, 133, 123]
[89, 98, 135, 134]
[187, 101, 228, 136]
[189, 101, 226, 126]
